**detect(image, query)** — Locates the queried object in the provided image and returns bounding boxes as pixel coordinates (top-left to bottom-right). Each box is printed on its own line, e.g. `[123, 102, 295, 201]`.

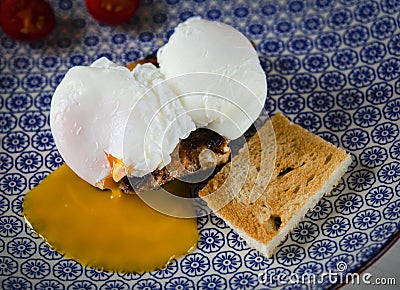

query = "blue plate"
[1, 0, 399, 289]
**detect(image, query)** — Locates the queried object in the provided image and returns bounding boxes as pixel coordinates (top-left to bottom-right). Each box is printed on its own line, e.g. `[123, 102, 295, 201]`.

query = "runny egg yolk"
[104, 151, 127, 183]
[23, 164, 199, 273]
[97, 152, 131, 193]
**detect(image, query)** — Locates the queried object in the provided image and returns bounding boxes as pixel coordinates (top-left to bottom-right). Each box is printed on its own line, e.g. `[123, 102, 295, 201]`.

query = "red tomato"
[86, 0, 140, 25]
[0, 0, 55, 41]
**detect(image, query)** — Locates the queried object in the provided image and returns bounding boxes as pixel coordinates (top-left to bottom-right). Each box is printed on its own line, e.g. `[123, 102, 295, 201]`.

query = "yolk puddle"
[23, 164, 199, 273]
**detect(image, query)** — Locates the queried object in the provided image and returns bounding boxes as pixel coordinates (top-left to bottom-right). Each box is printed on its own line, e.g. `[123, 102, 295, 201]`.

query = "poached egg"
[50, 17, 267, 188]
[50, 58, 195, 188]
[157, 17, 267, 140]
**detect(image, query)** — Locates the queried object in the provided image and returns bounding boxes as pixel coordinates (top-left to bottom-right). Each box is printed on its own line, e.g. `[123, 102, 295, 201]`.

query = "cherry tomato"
[86, 0, 140, 25]
[0, 0, 55, 41]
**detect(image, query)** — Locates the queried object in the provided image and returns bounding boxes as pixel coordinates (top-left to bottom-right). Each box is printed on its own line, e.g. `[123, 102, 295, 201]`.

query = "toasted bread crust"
[199, 113, 351, 256]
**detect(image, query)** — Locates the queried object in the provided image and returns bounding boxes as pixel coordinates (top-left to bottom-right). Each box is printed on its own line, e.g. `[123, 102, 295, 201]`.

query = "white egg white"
[157, 17, 267, 140]
[50, 17, 267, 187]
[50, 58, 195, 187]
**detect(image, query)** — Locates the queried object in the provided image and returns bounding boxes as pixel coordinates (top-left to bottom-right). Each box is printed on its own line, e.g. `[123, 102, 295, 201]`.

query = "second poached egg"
[157, 17, 267, 140]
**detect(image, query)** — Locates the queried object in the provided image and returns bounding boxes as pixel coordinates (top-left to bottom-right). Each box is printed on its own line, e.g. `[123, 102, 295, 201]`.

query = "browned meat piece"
[120, 128, 230, 193]
[125, 54, 158, 70]
[119, 56, 231, 193]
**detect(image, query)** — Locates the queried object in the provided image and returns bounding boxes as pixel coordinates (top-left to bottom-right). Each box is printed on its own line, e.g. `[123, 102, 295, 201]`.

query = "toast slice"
[198, 113, 352, 257]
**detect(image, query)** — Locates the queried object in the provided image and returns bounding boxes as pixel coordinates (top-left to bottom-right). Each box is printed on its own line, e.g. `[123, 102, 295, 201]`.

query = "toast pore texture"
[198, 113, 352, 257]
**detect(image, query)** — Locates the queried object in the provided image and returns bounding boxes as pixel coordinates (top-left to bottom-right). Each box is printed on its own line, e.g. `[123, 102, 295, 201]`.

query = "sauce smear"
[23, 164, 199, 273]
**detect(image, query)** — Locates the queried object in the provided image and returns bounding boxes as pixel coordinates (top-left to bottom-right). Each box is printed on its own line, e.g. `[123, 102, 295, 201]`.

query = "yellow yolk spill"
[23, 164, 199, 273]
[104, 152, 126, 183]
